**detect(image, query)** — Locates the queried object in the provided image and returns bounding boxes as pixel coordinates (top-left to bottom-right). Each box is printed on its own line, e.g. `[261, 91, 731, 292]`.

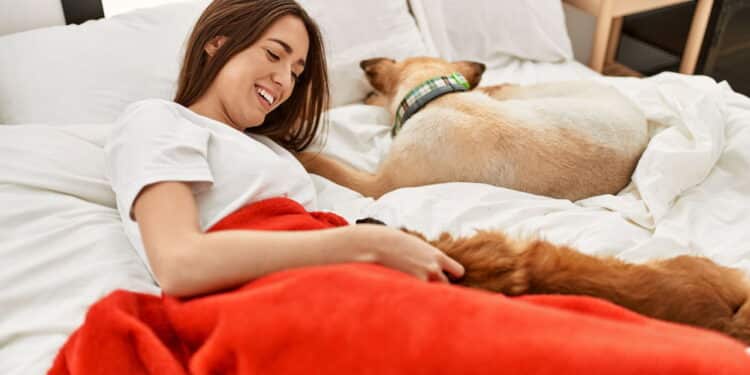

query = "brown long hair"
[175, 0, 328, 152]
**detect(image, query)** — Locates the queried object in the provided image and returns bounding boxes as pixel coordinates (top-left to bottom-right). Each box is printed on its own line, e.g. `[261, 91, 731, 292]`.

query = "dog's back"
[381, 81, 648, 201]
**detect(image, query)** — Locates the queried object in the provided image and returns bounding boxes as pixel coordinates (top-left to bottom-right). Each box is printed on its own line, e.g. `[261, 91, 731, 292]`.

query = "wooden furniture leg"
[680, 0, 714, 74]
[590, 0, 615, 72]
[606, 16, 624, 64]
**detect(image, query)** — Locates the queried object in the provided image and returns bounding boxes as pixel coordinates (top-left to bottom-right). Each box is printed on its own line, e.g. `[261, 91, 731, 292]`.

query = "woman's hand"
[352, 224, 465, 283]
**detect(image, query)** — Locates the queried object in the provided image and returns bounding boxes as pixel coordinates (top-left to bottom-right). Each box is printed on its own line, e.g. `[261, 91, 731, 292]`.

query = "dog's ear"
[360, 58, 398, 93]
[453, 61, 486, 89]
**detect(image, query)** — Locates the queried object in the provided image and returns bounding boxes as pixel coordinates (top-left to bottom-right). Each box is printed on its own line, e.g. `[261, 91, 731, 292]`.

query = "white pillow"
[299, 0, 429, 107]
[0, 1, 210, 125]
[408, 0, 573, 67]
[0, 0, 427, 124]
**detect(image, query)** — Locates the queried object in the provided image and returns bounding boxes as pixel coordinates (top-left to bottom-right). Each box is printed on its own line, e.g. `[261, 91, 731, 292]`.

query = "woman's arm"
[133, 181, 464, 297]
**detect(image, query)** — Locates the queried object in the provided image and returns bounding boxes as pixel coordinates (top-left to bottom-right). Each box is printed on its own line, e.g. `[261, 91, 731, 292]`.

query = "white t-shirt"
[105, 98, 317, 275]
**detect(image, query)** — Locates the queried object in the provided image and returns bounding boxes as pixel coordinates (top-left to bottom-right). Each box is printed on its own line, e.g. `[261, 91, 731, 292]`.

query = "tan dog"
[416, 228, 750, 344]
[300, 57, 649, 201]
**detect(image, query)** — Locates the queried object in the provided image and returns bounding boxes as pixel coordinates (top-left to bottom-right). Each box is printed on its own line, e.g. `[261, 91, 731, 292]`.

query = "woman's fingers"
[440, 254, 465, 280]
[428, 268, 450, 283]
[369, 226, 466, 284]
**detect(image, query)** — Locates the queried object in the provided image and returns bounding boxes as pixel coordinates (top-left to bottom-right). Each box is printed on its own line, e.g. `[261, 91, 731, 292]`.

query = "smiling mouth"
[255, 85, 276, 111]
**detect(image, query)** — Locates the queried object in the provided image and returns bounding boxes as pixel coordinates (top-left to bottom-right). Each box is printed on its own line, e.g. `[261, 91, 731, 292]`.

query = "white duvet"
[2, 61, 750, 373]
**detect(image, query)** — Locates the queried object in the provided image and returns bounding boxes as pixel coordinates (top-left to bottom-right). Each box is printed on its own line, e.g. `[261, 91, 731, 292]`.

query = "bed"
[2, 0, 750, 374]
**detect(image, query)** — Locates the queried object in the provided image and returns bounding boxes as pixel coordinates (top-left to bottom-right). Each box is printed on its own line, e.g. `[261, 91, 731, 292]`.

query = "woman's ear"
[453, 61, 486, 89]
[204, 36, 228, 57]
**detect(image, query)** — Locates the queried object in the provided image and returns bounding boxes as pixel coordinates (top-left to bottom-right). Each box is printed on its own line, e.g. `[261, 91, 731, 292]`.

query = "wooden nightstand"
[563, 0, 714, 75]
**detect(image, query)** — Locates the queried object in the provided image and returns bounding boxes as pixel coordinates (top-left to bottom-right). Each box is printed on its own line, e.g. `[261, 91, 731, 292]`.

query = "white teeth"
[256, 87, 275, 106]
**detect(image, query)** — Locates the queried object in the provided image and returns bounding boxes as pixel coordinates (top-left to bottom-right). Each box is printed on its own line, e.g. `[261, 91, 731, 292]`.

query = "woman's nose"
[271, 66, 294, 90]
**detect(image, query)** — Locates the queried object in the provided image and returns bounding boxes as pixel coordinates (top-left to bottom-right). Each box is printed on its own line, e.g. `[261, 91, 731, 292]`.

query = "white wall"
[563, 3, 597, 65]
[102, 0, 185, 17]
[0, 0, 188, 36]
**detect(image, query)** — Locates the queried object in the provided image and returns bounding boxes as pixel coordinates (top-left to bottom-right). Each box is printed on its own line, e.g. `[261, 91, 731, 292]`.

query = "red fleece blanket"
[50, 197, 750, 374]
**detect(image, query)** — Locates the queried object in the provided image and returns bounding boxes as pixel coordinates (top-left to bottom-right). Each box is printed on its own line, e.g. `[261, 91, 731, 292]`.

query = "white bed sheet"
[3, 59, 750, 374]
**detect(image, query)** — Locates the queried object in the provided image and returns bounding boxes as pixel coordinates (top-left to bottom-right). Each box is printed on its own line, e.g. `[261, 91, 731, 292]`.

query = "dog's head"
[360, 56, 486, 114]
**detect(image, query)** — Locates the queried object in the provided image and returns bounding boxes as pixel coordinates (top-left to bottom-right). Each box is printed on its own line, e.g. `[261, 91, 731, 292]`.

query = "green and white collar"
[392, 72, 470, 137]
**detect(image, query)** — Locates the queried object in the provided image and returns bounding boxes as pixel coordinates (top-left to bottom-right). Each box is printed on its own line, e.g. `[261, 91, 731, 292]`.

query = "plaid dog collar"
[392, 72, 470, 137]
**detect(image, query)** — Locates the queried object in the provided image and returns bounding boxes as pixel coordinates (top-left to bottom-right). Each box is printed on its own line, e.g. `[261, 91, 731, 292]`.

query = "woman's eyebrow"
[268, 38, 306, 68]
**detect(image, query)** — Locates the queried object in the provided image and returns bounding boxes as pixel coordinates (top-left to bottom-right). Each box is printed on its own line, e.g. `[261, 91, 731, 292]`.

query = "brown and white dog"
[299, 56, 649, 201]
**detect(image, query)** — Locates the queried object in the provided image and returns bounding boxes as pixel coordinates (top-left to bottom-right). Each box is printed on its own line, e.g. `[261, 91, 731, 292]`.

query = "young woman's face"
[192, 15, 309, 131]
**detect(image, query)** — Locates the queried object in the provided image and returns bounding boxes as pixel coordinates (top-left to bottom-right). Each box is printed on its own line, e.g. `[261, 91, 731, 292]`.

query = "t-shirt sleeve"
[105, 100, 214, 221]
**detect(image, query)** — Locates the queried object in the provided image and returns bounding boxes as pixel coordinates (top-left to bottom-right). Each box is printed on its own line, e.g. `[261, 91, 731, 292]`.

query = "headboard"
[0, 0, 104, 36]
[60, 0, 104, 24]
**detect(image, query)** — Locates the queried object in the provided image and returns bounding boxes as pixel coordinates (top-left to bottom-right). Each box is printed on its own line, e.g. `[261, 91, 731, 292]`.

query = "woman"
[106, 0, 464, 297]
